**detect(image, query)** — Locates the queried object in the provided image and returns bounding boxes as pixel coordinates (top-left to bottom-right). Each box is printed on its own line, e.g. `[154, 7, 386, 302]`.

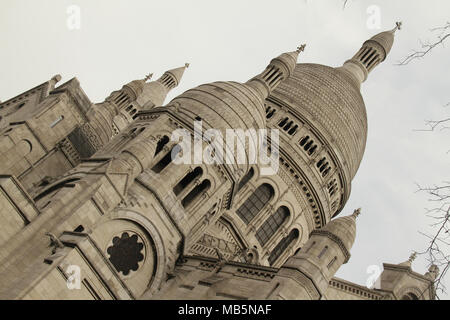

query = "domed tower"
[166, 47, 303, 180]
[259, 209, 360, 300]
[137, 64, 189, 109]
[341, 22, 402, 84]
[264, 22, 401, 226]
[64, 67, 189, 161]
[102, 48, 303, 260]
[214, 25, 400, 269]
[110, 65, 189, 134]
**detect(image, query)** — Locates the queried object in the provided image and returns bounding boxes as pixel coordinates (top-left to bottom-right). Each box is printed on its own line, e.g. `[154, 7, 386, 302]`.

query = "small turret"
[138, 64, 189, 109]
[378, 251, 438, 300]
[247, 45, 305, 99]
[157, 63, 189, 90]
[341, 22, 401, 84]
[258, 209, 360, 300]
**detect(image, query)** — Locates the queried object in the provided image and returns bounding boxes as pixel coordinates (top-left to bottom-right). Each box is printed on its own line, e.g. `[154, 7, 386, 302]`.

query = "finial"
[185, 63, 190, 69]
[144, 73, 153, 82]
[352, 208, 361, 218]
[408, 251, 417, 263]
[392, 21, 402, 33]
[51, 74, 62, 83]
[296, 44, 307, 53]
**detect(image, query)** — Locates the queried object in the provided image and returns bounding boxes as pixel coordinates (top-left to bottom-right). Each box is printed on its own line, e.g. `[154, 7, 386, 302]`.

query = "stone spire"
[341, 22, 402, 83]
[137, 64, 189, 109]
[246, 45, 305, 99]
[157, 63, 189, 90]
[399, 251, 417, 268]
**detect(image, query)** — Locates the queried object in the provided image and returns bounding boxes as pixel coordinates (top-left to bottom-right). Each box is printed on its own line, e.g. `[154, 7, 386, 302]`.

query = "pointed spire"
[399, 251, 417, 267]
[247, 45, 305, 99]
[157, 63, 189, 89]
[392, 21, 402, 33]
[137, 64, 189, 108]
[341, 21, 401, 84]
[297, 44, 307, 53]
[408, 251, 417, 263]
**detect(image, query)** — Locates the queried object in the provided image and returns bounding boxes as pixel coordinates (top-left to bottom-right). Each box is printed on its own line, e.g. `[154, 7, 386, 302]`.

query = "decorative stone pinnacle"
[352, 208, 361, 218]
[144, 73, 153, 82]
[185, 63, 190, 68]
[296, 44, 307, 53]
[408, 251, 417, 263]
[392, 21, 402, 33]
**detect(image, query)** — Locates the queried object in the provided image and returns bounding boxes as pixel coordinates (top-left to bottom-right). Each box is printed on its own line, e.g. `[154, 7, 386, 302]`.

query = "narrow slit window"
[50, 115, 64, 128]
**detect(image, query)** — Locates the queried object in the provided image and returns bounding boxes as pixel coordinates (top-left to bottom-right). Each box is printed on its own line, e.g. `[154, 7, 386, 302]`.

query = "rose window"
[107, 232, 144, 276]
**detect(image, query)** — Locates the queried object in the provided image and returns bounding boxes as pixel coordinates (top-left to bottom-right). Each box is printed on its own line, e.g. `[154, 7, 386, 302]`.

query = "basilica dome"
[271, 62, 367, 187]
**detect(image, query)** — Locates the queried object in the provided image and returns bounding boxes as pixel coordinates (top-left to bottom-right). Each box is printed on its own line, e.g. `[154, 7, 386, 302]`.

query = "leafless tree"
[397, 22, 450, 66]
[402, 21, 450, 298]
[341, 0, 450, 298]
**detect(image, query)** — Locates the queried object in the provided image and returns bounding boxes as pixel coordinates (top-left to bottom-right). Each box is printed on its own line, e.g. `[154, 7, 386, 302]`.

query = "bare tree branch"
[416, 181, 450, 298]
[397, 22, 450, 65]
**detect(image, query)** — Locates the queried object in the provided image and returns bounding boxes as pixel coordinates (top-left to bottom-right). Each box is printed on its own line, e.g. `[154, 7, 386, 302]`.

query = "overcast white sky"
[1, 0, 449, 298]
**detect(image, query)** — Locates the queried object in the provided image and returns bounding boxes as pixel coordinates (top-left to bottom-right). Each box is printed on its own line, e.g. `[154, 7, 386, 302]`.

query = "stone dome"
[271, 63, 367, 186]
[170, 81, 266, 132]
[168, 81, 267, 177]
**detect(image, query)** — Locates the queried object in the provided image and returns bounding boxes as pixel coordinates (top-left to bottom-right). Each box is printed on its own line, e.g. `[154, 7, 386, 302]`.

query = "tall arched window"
[151, 144, 181, 173]
[237, 167, 254, 191]
[173, 167, 203, 196]
[154, 136, 170, 156]
[236, 183, 274, 224]
[268, 229, 299, 266]
[256, 206, 290, 246]
[182, 179, 211, 208]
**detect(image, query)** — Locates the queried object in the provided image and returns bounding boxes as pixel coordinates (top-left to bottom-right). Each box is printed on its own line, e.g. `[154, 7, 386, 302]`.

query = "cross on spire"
[396, 21, 402, 30]
[185, 63, 190, 68]
[144, 73, 153, 82]
[352, 208, 362, 218]
[408, 251, 417, 263]
[296, 44, 307, 53]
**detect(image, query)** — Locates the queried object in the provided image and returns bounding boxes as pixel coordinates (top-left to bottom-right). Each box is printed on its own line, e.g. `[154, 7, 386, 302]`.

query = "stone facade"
[0, 23, 438, 300]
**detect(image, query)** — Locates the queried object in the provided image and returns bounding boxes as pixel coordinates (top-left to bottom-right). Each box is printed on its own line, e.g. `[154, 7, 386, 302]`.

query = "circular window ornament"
[107, 232, 145, 276]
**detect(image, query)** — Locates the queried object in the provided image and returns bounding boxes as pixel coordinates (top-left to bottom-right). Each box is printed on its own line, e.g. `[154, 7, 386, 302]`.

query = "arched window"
[182, 179, 211, 208]
[151, 144, 181, 173]
[401, 293, 419, 300]
[256, 206, 290, 246]
[173, 167, 203, 196]
[154, 136, 170, 156]
[278, 117, 288, 128]
[268, 229, 299, 266]
[236, 183, 274, 224]
[237, 167, 254, 191]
